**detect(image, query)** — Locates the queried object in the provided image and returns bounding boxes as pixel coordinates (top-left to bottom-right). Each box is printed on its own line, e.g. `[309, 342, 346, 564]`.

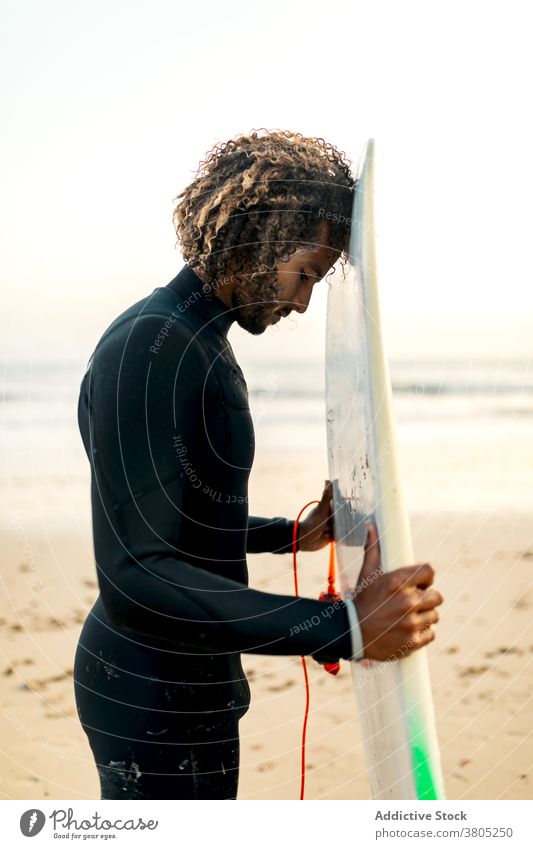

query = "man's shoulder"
[89, 285, 204, 365]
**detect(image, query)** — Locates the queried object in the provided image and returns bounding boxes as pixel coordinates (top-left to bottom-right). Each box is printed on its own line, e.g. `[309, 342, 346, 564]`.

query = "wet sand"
[1, 456, 532, 800]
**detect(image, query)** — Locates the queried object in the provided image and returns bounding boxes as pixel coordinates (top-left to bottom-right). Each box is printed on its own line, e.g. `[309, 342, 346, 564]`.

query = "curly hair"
[172, 128, 356, 296]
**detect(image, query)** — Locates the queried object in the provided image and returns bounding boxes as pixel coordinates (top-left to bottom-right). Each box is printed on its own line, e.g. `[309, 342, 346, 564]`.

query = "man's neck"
[194, 262, 235, 310]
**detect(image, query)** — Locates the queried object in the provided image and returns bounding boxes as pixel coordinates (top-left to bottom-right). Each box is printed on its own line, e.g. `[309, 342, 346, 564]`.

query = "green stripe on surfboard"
[409, 716, 444, 799]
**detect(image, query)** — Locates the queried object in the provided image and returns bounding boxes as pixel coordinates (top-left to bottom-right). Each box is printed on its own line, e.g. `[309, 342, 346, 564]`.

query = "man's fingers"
[415, 623, 436, 648]
[416, 608, 440, 628]
[400, 623, 436, 657]
[399, 562, 436, 589]
[414, 587, 444, 612]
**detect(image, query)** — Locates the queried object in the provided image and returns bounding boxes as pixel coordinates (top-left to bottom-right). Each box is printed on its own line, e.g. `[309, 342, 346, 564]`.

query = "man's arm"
[247, 482, 334, 554]
[246, 515, 298, 554]
[85, 314, 352, 660]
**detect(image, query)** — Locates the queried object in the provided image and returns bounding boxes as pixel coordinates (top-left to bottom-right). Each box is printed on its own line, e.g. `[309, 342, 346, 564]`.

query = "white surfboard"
[325, 139, 446, 800]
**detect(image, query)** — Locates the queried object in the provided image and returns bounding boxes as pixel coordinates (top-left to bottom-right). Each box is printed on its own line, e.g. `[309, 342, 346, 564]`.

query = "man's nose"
[292, 287, 313, 314]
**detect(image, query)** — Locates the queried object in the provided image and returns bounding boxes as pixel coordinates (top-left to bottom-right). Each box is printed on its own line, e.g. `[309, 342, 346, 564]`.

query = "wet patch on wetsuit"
[99, 758, 145, 799]
[190, 741, 239, 800]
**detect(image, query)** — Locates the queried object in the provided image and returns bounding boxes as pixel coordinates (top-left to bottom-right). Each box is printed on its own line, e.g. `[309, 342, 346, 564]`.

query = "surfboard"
[325, 138, 446, 800]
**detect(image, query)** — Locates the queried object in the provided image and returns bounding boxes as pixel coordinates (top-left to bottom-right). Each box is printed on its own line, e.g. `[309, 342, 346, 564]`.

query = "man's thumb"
[359, 523, 382, 580]
[321, 480, 333, 503]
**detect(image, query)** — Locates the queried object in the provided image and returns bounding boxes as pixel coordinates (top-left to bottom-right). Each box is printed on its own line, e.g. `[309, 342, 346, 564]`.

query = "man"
[73, 129, 443, 800]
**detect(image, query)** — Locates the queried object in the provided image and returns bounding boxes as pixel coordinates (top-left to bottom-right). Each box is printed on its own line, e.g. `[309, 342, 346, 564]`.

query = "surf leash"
[292, 500, 342, 800]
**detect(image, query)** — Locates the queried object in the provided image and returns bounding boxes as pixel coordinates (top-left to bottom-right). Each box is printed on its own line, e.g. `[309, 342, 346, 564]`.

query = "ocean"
[1, 356, 532, 518]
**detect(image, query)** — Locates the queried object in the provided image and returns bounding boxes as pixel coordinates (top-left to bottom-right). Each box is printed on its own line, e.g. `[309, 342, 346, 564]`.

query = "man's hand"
[352, 524, 444, 661]
[297, 480, 334, 551]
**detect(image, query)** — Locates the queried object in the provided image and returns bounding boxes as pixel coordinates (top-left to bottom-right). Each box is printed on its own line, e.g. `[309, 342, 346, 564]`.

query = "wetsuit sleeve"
[344, 597, 365, 661]
[246, 515, 297, 554]
[85, 316, 354, 661]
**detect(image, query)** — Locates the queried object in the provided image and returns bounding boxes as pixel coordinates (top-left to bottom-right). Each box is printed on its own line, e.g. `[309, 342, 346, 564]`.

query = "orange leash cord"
[292, 501, 342, 800]
[318, 542, 342, 676]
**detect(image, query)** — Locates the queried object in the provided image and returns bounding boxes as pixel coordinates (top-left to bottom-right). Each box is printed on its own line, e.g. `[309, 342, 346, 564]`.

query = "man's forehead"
[311, 242, 340, 272]
[286, 229, 340, 275]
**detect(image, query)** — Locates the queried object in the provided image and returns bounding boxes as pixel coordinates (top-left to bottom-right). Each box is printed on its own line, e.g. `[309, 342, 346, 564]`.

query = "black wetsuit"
[73, 262, 354, 799]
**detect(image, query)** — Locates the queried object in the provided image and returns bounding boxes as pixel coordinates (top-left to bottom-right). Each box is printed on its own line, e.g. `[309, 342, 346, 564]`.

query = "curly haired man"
[73, 129, 443, 799]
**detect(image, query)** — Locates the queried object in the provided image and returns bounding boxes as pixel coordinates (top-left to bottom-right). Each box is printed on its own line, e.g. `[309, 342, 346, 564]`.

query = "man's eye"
[300, 269, 309, 283]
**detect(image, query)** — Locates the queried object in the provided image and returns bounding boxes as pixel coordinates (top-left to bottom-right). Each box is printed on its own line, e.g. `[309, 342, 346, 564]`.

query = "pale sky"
[1, 0, 532, 362]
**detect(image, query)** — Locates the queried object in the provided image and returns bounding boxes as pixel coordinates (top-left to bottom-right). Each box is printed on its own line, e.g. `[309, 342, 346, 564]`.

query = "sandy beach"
[1, 447, 532, 801]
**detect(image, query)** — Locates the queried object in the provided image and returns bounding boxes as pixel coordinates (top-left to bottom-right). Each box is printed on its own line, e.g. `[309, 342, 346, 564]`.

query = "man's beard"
[230, 271, 281, 335]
